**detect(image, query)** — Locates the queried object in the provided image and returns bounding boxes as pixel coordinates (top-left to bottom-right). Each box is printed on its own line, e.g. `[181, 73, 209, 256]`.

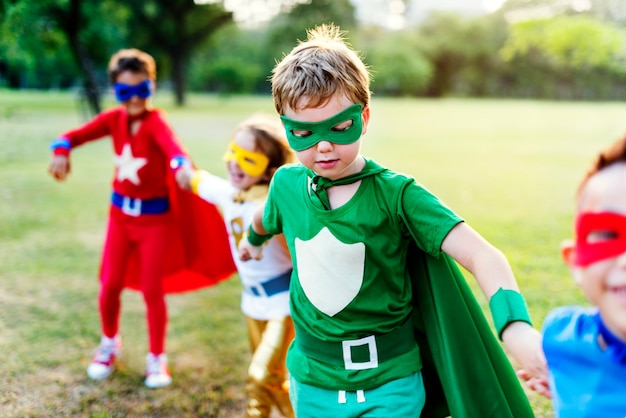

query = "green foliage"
[122, 0, 233, 105]
[189, 25, 272, 94]
[4, 1, 626, 100]
[76, 1, 130, 65]
[415, 12, 509, 97]
[498, 14, 626, 99]
[123, 0, 231, 59]
[0, 0, 79, 88]
[266, 0, 358, 64]
[502, 15, 626, 72]
[362, 31, 433, 96]
[189, 0, 359, 96]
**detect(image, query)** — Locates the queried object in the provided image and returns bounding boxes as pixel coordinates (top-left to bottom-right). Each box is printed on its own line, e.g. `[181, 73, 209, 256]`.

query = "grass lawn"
[1, 90, 625, 417]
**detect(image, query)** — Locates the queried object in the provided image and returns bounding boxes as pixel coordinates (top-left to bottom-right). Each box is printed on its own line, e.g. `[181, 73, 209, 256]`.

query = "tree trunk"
[171, 48, 187, 106]
[64, 0, 101, 116]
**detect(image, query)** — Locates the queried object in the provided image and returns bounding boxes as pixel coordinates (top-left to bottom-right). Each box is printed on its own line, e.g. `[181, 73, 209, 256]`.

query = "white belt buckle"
[121, 196, 142, 217]
[342, 335, 378, 370]
[247, 283, 267, 298]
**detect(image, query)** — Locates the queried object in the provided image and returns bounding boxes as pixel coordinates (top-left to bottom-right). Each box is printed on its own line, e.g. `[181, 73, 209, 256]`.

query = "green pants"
[289, 372, 425, 418]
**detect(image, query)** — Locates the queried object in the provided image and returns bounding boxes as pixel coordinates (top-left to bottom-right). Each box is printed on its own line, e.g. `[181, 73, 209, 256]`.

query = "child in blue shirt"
[521, 136, 626, 417]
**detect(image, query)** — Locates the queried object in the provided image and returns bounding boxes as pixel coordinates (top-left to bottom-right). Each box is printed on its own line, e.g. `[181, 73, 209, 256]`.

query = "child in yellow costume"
[178, 115, 296, 418]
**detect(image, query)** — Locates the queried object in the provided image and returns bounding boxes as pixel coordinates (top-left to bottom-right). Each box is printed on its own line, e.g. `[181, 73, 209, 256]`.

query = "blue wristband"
[50, 137, 71, 151]
[169, 155, 190, 170]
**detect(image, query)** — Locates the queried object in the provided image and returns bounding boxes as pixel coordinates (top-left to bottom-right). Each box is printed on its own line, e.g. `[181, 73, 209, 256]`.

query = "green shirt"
[263, 158, 462, 390]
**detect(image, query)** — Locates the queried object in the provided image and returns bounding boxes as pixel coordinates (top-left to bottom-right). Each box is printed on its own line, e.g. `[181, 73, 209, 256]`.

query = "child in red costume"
[48, 48, 215, 389]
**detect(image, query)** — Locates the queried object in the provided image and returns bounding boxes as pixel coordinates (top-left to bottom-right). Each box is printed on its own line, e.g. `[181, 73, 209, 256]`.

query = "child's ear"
[560, 239, 576, 266]
[361, 106, 370, 136]
[561, 239, 584, 286]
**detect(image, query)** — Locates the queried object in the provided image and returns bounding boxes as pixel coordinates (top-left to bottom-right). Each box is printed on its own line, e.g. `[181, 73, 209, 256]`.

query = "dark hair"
[578, 134, 626, 197]
[107, 48, 156, 84]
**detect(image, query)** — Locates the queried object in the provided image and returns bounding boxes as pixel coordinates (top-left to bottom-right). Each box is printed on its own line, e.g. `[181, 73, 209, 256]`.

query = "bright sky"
[194, 0, 510, 27]
[483, 0, 506, 12]
[194, 0, 307, 27]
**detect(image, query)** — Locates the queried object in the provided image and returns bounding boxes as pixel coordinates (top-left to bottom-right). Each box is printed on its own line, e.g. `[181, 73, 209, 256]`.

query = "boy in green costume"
[239, 24, 547, 417]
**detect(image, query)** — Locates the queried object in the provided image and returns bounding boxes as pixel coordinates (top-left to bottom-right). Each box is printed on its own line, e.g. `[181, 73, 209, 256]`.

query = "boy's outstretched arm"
[441, 222, 549, 384]
[238, 203, 270, 261]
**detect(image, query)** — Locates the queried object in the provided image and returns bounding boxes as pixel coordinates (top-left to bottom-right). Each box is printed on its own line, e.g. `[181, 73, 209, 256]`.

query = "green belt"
[295, 318, 416, 370]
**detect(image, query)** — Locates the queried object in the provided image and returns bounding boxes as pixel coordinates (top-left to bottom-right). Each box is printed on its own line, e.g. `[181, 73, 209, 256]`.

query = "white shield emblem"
[295, 227, 365, 317]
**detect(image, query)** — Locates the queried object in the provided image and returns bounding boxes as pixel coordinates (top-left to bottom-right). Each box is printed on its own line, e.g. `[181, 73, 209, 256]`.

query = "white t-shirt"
[195, 172, 292, 320]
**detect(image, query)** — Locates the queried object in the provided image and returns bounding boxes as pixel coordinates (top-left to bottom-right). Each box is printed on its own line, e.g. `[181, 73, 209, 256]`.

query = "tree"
[360, 30, 433, 96]
[500, 15, 626, 98]
[266, 0, 358, 64]
[189, 23, 271, 93]
[123, 0, 232, 106]
[1, 0, 126, 114]
[501, 15, 626, 71]
[49, 0, 102, 114]
[416, 12, 508, 97]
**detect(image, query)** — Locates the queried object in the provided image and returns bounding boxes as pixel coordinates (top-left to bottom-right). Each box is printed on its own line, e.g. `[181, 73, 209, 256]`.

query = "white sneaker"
[87, 335, 121, 380]
[145, 353, 172, 389]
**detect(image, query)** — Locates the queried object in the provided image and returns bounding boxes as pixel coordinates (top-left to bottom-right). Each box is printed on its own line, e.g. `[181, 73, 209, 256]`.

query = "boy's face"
[114, 70, 153, 117]
[282, 95, 369, 180]
[562, 162, 626, 339]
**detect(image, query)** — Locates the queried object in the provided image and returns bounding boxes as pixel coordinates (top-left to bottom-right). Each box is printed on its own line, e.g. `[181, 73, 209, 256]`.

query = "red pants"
[99, 209, 169, 355]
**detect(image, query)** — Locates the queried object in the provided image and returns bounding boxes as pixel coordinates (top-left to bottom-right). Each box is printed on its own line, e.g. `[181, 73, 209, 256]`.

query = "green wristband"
[489, 288, 533, 340]
[247, 225, 272, 246]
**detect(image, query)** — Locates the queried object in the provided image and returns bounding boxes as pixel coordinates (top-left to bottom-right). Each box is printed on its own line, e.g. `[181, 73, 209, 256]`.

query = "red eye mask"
[575, 212, 626, 266]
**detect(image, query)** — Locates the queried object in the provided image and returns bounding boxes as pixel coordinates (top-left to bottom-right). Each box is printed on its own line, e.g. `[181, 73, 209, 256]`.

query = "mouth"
[316, 159, 338, 169]
[229, 169, 245, 183]
[608, 285, 626, 301]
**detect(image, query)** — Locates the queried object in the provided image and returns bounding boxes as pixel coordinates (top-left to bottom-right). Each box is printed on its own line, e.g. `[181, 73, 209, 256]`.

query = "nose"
[316, 140, 333, 152]
[227, 159, 240, 171]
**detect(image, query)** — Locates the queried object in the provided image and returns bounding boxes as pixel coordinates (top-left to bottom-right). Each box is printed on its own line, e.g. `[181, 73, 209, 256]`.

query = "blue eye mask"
[114, 80, 152, 102]
[280, 104, 363, 151]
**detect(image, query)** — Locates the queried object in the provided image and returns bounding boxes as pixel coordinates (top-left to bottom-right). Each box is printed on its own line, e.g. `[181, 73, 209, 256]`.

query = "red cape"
[116, 176, 236, 294]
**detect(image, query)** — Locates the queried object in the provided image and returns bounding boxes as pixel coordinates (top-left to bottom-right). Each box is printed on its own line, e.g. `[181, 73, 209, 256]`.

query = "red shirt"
[56, 107, 187, 199]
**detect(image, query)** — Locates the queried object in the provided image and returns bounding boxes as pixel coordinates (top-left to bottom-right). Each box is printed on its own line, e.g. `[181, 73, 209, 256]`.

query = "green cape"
[409, 243, 534, 418]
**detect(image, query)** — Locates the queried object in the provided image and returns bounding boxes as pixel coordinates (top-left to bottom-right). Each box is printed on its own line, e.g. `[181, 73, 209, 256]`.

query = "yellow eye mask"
[222, 141, 270, 177]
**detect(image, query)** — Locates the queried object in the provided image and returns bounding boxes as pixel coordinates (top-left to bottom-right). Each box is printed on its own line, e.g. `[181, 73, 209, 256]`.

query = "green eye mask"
[280, 104, 363, 151]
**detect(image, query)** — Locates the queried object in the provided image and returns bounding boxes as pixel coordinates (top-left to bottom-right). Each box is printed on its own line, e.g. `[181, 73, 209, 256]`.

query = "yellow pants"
[245, 316, 295, 418]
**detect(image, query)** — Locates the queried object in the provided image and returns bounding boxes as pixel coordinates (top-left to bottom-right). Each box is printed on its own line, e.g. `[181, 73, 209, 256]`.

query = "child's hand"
[501, 322, 549, 391]
[516, 369, 552, 399]
[238, 237, 264, 261]
[48, 155, 70, 181]
[175, 165, 194, 191]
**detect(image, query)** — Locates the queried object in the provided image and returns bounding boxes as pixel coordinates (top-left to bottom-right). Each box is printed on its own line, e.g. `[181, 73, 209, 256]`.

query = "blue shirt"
[543, 306, 626, 417]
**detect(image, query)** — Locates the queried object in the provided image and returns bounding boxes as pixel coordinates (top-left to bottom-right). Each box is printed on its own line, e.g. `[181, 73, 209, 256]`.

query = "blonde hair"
[271, 24, 371, 115]
[235, 114, 295, 184]
[107, 48, 156, 84]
